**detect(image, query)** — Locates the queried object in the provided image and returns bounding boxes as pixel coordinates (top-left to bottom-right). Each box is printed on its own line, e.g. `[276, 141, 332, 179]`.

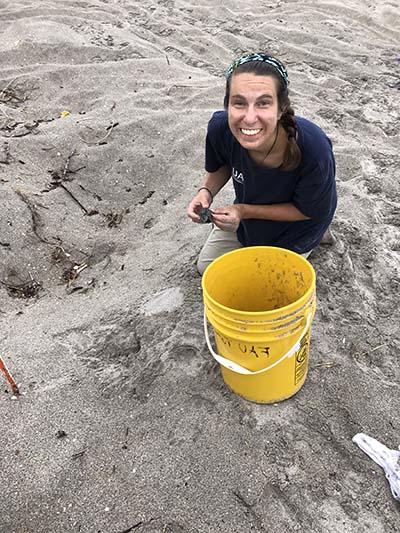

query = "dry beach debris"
[47, 149, 98, 216]
[0, 274, 42, 299]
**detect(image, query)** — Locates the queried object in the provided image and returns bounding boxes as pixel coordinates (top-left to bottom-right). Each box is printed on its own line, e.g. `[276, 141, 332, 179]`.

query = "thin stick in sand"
[0, 355, 19, 395]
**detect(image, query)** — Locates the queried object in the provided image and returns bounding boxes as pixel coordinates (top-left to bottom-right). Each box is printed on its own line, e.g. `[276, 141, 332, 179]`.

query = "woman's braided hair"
[223, 56, 301, 171]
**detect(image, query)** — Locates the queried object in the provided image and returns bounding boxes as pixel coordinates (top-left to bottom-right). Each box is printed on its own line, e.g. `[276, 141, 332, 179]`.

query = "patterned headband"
[226, 53, 289, 88]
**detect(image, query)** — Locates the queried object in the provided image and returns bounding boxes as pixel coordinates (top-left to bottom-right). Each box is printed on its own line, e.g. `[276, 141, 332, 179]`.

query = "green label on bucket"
[294, 331, 310, 385]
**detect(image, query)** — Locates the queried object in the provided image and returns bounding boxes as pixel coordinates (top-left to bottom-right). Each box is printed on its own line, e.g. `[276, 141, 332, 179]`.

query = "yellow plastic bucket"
[202, 246, 316, 403]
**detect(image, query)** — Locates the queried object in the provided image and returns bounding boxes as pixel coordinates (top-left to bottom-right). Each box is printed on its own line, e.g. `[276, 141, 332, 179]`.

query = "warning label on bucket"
[294, 330, 310, 385]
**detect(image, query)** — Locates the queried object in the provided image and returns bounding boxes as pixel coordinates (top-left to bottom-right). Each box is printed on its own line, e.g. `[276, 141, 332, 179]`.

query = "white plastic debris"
[352, 432, 400, 501]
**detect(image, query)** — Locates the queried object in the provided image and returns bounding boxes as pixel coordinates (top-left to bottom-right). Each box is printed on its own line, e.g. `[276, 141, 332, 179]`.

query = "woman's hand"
[187, 189, 213, 223]
[211, 205, 243, 232]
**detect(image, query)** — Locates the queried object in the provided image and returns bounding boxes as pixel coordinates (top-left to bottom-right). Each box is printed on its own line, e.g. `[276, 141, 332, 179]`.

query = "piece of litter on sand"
[313, 361, 337, 369]
[352, 432, 400, 501]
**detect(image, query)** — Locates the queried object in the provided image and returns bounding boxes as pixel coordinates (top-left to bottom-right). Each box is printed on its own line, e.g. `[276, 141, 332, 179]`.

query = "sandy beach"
[1, 0, 400, 531]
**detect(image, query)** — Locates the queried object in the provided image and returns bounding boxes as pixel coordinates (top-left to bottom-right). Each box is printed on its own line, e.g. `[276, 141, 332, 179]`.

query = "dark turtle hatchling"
[199, 207, 213, 224]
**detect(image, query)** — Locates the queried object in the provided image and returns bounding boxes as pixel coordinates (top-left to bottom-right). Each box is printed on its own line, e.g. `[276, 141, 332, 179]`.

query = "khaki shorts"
[197, 226, 312, 275]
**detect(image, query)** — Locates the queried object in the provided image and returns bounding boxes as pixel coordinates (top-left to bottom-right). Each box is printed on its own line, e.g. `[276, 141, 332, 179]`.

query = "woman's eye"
[231, 101, 245, 108]
[258, 100, 270, 107]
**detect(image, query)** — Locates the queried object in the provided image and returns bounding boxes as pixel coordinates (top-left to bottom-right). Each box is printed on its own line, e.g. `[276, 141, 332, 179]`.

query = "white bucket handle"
[203, 309, 313, 375]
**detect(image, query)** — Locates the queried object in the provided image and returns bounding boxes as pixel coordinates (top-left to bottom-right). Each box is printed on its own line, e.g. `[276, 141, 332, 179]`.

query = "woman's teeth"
[241, 128, 261, 136]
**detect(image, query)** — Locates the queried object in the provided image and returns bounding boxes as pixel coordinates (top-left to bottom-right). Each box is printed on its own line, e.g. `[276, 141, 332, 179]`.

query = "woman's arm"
[200, 166, 231, 199]
[187, 166, 231, 223]
[211, 202, 310, 232]
[239, 202, 310, 221]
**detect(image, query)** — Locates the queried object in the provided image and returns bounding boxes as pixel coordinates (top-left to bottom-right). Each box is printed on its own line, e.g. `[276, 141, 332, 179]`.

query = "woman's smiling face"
[227, 72, 282, 154]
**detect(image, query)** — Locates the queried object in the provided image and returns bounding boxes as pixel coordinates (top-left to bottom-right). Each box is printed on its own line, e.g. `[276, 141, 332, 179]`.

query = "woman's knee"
[196, 256, 209, 276]
[196, 227, 244, 275]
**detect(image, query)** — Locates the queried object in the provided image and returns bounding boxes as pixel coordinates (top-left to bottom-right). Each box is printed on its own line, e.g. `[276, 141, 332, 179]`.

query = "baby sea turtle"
[199, 207, 213, 224]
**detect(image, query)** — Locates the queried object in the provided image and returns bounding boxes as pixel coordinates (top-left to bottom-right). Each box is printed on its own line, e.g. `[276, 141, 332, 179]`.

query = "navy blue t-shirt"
[205, 110, 337, 253]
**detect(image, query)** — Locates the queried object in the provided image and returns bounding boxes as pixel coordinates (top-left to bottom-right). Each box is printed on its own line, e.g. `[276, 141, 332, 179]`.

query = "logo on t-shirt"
[232, 168, 244, 184]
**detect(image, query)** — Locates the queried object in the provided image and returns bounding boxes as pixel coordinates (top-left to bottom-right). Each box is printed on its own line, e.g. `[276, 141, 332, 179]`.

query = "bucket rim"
[201, 245, 316, 317]
[205, 296, 315, 331]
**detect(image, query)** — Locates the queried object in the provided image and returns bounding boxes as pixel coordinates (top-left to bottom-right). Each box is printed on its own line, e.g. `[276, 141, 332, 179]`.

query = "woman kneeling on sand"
[187, 53, 337, 274]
